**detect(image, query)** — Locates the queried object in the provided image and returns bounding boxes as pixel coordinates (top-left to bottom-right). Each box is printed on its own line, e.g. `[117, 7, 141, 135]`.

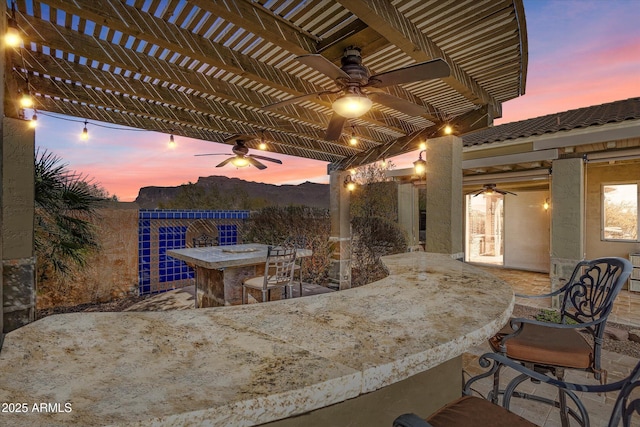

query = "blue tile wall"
[138, 210, 249, 294]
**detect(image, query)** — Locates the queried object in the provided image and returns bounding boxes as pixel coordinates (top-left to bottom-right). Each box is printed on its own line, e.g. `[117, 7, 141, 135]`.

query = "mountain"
[135, 176, 330, 210]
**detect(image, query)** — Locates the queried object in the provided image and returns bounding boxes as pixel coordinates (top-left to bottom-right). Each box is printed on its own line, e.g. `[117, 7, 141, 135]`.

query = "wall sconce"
[344, 174, 356, 192]
[543, 198, 550, 211]
[413, 150, 427, 175]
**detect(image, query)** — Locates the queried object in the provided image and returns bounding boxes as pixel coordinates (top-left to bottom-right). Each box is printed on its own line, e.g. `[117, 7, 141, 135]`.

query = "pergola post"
[328, 166, 351, 290]
[550, 157, 585, 307]
[397, 182, 420, 248]
[0, 0, 5, 349]
[424, 135, 464, 259]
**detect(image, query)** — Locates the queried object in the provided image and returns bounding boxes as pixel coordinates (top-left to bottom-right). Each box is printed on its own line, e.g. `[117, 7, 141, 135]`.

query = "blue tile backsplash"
[138, 210, 249, 294]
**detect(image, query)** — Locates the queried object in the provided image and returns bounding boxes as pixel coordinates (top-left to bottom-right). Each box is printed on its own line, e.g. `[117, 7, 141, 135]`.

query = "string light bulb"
[419, 141, 427, 150]
[19, 91, 33, 108]
[444, 125, 453, 135]
[349, 133, 358, 146]
[80, 120, 89, 141]
[543, 198, 550, 211]
[5, 1, 21, 47]
[258, 141, 267, 150]
[168, 134, 176, 149]
[29, 112, 37, 128]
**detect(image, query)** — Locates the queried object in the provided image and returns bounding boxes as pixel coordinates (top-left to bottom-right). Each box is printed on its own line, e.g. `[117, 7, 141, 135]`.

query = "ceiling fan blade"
[367, 58, 451, 88]
[263, 90, 337, 110]
[325, 112, 347, 141]
[368, 91, 429, 116]
[249, 154, 283, 164]
[215, 157, 236, 168]
[246, 157, 267, 170]
[496, 189, 518, 196]
[296, 54, 350, 81]
[195, 153, 231, 157]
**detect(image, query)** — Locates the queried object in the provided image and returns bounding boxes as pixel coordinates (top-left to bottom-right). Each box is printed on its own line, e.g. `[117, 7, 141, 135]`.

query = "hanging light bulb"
[258, 141, 267, 150]
[349, 133, 358, 146]
[344, 175, 356, 192]
[419, 141, 427, 150]
[444, 125, 453, 135]
[80, 120, 89, 141]
[29, 112, 37, 128]
[5, 2, 21, 47]
[19, 91, 33, 108]
[380, 158, 387, 167]
[168, 134, 176, 149]
[543, 198, 550, 211]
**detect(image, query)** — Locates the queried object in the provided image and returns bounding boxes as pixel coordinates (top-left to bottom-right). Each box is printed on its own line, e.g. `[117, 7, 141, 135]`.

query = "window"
[602, 183, 638, 241]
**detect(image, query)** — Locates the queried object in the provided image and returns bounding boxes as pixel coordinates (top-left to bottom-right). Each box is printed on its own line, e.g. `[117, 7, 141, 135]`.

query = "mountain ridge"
[135, 175, 330, 209]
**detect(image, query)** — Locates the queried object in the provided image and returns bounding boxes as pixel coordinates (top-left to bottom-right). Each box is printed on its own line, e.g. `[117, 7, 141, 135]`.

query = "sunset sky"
[34, 0, 640, 202]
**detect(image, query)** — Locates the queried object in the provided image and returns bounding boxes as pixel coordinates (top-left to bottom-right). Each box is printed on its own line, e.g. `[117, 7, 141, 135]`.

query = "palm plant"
[34, 148, 104, 280]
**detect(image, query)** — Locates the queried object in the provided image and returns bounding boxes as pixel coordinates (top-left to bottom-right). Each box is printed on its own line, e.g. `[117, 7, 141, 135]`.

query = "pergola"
[5, 0, 526, 167]
[0, 0, 528, 333]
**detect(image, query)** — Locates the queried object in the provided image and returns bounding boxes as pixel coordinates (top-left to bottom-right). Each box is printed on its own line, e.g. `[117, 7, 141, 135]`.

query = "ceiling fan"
[470, 184, 517, 197]
[194, 134, 282, 170]
[263, 47, 451, 141]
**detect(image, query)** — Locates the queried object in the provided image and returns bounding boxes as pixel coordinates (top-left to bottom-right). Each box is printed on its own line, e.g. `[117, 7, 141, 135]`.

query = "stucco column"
[424, 135, 463, 258]
[2, 118, 36, 332]
[328, 167, 351, 290]
[550, 157, 585, 306]
[397, 182, 419, 247]
[0, 0, 6, 348]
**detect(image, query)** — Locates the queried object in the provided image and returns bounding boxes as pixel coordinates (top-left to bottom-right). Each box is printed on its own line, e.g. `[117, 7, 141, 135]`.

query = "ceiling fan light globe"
[232, 157, 250, 168]
[332, 94, 372, 118]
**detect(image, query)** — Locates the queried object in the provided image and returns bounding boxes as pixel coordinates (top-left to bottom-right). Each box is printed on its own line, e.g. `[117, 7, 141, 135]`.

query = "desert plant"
[34, 148, 105, 281]
[535, 308, 578, 325]
[241, 206, 332, 284]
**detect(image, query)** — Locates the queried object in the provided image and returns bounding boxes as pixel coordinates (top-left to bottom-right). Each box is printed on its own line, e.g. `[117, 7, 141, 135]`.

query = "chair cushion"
[489, 320, 593, 369]
[243, 276, 289, 290]
[427, 395, 537, 427]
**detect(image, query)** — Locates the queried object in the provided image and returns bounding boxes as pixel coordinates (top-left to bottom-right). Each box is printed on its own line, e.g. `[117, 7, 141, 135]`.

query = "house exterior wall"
[585, 161, 640, 260]
[504, 190, 550, 272]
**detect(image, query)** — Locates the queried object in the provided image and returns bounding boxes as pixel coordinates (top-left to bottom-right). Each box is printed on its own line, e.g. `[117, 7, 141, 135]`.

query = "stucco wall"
[38, 204, 139, 308]
[585, 161, 640, 259]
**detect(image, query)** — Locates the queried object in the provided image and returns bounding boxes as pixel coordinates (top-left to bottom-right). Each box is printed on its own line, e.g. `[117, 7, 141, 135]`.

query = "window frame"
[601, 181, 639, 242]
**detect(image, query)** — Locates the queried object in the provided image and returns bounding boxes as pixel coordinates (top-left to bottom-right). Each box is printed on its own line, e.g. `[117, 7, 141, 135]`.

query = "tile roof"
[463, 97, 640, 147]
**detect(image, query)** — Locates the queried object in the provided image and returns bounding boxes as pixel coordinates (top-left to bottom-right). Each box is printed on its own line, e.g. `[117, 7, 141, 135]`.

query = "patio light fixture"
[344, 174, 356, 192]
[413, 150, 427, 175]
[231, 156, 250, 168]
[19, 90, 33, 108]
[168, 134, 176, 149]
[80, 120, 89, 141]
[4, 2, 21, 48]
[29, 111, 37, 128]
[349, 127, 358, 146]
[332, 90, 372, 118]
[543, 198, 550, 211]
[443, 124, 453, 135]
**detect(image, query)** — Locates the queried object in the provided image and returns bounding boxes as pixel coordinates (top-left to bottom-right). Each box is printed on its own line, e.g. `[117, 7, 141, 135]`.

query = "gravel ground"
[37, 298, 640, 359]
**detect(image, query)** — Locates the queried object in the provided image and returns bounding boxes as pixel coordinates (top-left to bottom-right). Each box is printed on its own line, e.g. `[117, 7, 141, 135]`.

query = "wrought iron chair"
[185, 219, 219, 248]
[488, 257, 633, 426]
[392, 352, 640, 427]
[242, 246, 297, 304]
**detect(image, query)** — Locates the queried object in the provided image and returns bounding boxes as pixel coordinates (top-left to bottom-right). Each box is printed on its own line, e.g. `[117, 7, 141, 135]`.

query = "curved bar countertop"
[0, 252, 513, 426]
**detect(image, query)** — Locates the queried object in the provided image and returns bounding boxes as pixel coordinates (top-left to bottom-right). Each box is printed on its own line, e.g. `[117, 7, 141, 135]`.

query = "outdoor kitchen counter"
[0, 252, 514, 427]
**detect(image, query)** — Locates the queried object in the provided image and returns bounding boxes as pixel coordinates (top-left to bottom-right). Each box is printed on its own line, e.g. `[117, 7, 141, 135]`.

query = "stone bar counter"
[0, 253, 513, 427]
